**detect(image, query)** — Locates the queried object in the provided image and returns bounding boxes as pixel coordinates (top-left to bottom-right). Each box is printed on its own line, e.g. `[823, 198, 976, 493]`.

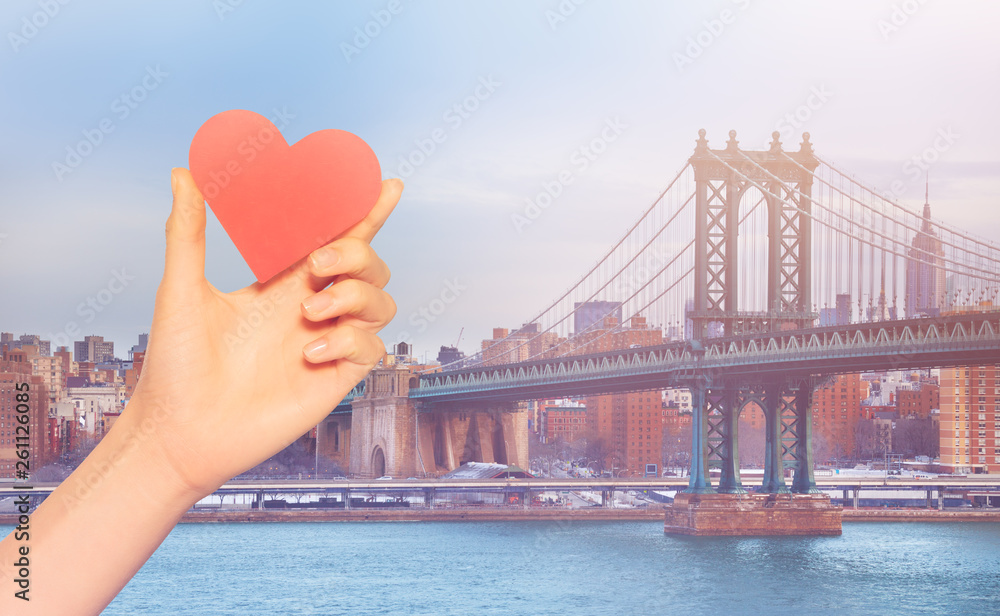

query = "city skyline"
[2, 1, 999, 359]
[4, 5, 1000, 611]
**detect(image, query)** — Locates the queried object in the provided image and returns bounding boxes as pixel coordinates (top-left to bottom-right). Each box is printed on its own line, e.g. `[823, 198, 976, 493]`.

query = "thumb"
[163, 167, 207, 289]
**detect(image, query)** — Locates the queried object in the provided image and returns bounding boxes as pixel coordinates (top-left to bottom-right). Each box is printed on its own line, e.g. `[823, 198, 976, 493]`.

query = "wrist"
[95, 394, 208, 510]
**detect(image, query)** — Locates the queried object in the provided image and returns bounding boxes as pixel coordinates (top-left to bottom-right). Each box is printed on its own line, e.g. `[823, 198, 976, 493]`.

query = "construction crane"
[454, 327, 464, 349]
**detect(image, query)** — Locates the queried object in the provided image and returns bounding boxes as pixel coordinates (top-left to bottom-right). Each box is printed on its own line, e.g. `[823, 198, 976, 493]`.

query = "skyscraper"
[905, 180, 946, 318]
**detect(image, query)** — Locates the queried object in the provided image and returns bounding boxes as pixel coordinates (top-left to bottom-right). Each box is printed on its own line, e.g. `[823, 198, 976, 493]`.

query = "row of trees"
[853, 418, 938, 460]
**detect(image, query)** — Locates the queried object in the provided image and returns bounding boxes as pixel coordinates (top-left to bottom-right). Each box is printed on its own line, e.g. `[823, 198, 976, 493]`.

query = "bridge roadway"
[5, 476, 1000, 499]
[406, 312, 1000, 405]
[330, 312, 1000, 412]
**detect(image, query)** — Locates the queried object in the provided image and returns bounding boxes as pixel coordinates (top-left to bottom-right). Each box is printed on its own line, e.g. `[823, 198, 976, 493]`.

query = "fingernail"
[304, 338, 327, 359]
[302, 293, 333, 315]
[311, 248, 340, 271]
[170, 168, 179, 193]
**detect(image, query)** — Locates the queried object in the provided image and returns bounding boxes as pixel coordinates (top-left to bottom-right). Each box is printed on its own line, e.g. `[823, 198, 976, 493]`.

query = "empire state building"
[905, 181, 946, 317]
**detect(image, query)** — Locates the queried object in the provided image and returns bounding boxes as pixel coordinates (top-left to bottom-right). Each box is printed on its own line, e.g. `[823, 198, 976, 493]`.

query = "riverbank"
[5, 506, 996, 525]
[841, 508, 1000, 522]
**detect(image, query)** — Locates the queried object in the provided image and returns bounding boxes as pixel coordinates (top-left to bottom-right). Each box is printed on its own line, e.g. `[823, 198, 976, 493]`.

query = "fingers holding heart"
[302, 323, 387, 365]
[307, 236, 391, 290]
[300, 278, 396, 330]
[298, 232, 396, 364]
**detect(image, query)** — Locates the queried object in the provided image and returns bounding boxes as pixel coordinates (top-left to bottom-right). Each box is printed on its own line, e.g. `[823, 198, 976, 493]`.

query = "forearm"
[0, 395, 203, 615]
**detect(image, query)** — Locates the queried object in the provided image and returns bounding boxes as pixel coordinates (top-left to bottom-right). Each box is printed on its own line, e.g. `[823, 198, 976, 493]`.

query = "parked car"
[375, 476, 393, 481]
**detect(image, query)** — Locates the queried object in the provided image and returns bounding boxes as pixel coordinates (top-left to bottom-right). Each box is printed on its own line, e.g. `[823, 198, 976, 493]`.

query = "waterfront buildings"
[481, 323, 563, 365]
[0, 332, 141, 474]
[74, 335, 115, 364]
[124, 351, 145, 400]
[538, 399, 587, 443]
[811, 374, 870, 460]
[576, 312, 665, 475]
[897, 379, 940, 419]
[0, 355, 50, 477]
[940, 364, 999, 473]
[0, 333, 51, 357]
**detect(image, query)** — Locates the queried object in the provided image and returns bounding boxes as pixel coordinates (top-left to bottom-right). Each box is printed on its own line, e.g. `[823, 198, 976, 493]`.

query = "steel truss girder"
[772, 182, 809, 313]
[704, 179, 730, 314]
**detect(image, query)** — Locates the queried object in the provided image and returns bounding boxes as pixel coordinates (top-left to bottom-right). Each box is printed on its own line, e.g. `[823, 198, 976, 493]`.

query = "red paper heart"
[188, 109, 382, 282]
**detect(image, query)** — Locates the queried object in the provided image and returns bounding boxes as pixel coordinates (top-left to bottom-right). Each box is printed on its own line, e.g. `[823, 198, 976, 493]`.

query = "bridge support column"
[342, 489, 352, 510]
[760, 381, 790, 494]
[424, 487, 435, 509]
[685, 379, 715, 494]
[790, 381, 819, 494]
[716, 388, 745, 494]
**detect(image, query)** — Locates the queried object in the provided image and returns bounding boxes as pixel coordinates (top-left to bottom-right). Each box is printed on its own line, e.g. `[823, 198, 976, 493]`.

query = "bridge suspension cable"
[548, 193, 770, 358]
[818, 155, 1000, 255]
[426, 162, 696, 372]
[708, 148, 1000, 320]
[429, 136, 1000, 374]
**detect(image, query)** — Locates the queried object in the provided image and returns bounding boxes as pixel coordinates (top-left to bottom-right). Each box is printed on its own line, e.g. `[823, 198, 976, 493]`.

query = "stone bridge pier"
[667, 374, 839, 536]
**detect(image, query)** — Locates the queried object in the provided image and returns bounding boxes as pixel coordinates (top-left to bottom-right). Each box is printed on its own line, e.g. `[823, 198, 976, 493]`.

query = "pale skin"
[0, 168, 402, 615]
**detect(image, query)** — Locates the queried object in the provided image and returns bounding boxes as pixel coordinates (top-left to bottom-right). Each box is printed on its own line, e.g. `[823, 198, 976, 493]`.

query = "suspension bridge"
[333, 129, 1000, 501]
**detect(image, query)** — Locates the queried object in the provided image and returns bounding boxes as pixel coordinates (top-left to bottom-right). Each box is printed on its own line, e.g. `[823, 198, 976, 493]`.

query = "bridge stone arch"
[371, 445, 386, 478]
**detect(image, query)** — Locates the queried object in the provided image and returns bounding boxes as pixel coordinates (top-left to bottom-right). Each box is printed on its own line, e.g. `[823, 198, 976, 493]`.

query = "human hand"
[133, 168, 401, 498]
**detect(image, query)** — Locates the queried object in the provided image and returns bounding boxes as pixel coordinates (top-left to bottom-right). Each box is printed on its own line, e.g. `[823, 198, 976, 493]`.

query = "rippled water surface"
[25, 520, 1000, 615]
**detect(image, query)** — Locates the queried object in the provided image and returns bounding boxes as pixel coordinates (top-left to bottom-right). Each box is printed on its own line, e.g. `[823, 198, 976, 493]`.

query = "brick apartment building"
[940, 364, 999, 473]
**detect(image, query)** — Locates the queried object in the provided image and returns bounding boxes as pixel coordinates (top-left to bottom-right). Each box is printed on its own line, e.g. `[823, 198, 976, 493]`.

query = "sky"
[1, 0, 998, 362]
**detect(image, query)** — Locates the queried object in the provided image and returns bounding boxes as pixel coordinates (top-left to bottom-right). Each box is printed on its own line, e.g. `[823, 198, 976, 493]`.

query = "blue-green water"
[14, 521, 1000, 614]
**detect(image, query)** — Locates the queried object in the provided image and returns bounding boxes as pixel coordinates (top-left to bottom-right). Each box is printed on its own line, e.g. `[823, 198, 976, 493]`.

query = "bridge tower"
[685, 130, 821, 496]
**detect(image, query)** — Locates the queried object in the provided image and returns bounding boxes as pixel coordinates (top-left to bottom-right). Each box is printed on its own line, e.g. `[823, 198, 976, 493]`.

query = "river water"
[14, 521, 1000, 614]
